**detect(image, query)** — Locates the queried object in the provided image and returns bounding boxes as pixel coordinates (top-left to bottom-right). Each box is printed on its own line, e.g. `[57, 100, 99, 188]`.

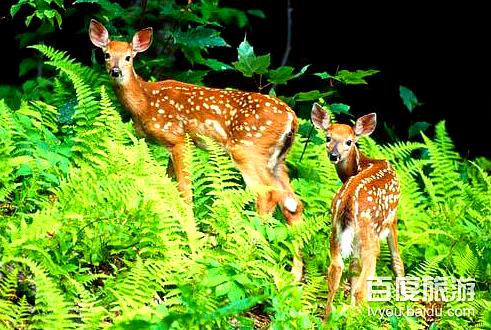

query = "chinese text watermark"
[367, 276, 475, 302]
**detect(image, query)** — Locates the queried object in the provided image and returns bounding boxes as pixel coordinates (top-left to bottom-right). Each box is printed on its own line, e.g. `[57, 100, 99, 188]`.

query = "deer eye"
[125, 55, 131, 62]
[326, 136, 331, 143]
[346, 140, 352, 146]
[104, 53, 110, 59]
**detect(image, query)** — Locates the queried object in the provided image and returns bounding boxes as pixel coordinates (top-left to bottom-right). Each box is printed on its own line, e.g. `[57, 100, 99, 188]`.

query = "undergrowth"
[0, 46, 489, 330]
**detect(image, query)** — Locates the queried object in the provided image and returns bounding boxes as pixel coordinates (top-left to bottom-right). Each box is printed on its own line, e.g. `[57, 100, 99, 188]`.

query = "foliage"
[10, 0, 64, 27]
[0, 46, 489, 330]
[315, 69, 380, 85]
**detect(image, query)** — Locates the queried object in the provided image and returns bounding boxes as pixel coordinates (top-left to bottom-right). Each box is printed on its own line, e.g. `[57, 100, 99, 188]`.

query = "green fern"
[0, 257, 77, 329]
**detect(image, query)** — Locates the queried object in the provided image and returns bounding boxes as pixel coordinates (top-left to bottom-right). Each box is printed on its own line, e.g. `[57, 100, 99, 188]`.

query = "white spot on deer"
[154, 123, 161, 129]
[265, 102, 271, 107]
[240, 139, 254, 146]
[205, 119, 227, 139]
[284, 196, 298, 213]
[151, 117, 157, 121]
[169, 99, 175, 106]
[360, 209, 371, 218]
[210, 105, 222, 115]
[266, 120, 273, 125]
[379, 228, 390, 240]
[158, 109, 165, 114]
[255, 132, 262, 138]
[203, 103, 209, 109]
[340, 226, 355, 259]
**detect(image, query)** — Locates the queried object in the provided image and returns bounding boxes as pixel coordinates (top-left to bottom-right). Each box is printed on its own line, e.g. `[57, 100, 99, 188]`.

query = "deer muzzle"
[110, 67, 122, 78]
[329, 151, 340, 163]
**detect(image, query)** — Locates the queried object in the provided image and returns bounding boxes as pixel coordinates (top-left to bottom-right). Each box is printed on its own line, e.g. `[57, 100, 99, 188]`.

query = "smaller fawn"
[311, 103, 404, 318]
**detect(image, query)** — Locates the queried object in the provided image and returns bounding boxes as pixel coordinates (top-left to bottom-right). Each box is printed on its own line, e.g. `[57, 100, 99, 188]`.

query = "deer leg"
[232, 147, 303, 281]
[169, 143, 192, 203]
[231, 147, 277, 215]
[272, 163, 304, 281]
[387, 220, 405, 278]
[166, 157, 176, 178]
[325, 230, 344, 319]
[352, 239, 379, 304]
[349, 257, 361, 306]
[273, 162, 304, 224]
[235, 162, 276, 215]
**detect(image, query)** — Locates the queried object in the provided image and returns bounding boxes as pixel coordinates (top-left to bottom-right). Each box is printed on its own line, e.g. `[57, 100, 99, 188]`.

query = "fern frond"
[67, 278, 110, 329]
[421, 121, 462, 201]
[409, 254, 447, 278]
[2, 257, 77, 329]
[452, 244, 479, 278]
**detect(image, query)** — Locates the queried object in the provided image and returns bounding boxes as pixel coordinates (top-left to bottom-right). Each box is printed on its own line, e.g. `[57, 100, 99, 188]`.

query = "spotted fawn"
[311, 103, 404, 318]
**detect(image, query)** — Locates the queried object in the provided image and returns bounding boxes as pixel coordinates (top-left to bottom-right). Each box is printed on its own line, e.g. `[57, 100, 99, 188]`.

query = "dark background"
[1, 1, 489, 158]
[239, 1, 490, 159]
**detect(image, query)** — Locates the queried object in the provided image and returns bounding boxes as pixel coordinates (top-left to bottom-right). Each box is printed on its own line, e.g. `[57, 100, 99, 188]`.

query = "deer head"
[89, 19, 153, 85]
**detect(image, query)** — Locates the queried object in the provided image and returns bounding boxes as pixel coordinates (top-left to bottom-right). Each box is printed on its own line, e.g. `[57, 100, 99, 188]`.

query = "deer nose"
[110, 67, 121, 78]
[329, 152, 340, 162]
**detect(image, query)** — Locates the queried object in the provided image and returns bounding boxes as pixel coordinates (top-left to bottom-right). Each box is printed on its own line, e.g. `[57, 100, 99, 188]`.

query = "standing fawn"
[311, 103, 404, 318]
[88, 20, 303, 235]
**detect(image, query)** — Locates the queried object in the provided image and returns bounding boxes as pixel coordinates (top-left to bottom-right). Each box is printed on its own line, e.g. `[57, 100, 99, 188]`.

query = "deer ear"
[89, 19, 109, 49]
[354, 113, 377, 138]
[311, 103, 331, 130]
[132, 27, 153, 53]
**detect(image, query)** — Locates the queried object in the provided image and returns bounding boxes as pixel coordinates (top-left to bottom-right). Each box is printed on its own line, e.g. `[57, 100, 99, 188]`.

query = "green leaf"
[399, 85, 422, 112]
[211, 7, 248, 28]
[329, 103, 350, 114]
[408, 121, 430, 138]
[268, 66, 294, 84]
[205, 295, 265, 320]
[10, 1, 28, 17]
[227, 283, 245, 301]
[233, 40, 270, 77]
[203, 58, 233, 71]
[25, 13, 35, 26]
[293, 90, 335, 102]
[201, 273, 230, 287]
[43, 9, 55, 19]
[314, 72, 333, 80]
[173, 26, 229, 49]
[331, 69, 379, 84]
[247, 9, 266, 19]
[215, 281, 232, 297]
[268, 64, 310, 84]
[74, 0, 124, 17]
[173, 70, 208, 85]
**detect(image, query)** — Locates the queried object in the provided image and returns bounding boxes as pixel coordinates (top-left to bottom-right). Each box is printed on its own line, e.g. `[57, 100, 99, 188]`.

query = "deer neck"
[335, 146, 371, 183]
[112, 69, 149, 120]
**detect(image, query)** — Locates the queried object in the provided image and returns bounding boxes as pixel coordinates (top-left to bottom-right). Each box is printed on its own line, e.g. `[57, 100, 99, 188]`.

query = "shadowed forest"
[1, 1, 490, 329]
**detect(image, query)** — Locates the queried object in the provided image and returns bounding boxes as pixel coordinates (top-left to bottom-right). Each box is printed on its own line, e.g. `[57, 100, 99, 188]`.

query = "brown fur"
[311, 103, 404, 319]
[89, 20, 304, 225]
